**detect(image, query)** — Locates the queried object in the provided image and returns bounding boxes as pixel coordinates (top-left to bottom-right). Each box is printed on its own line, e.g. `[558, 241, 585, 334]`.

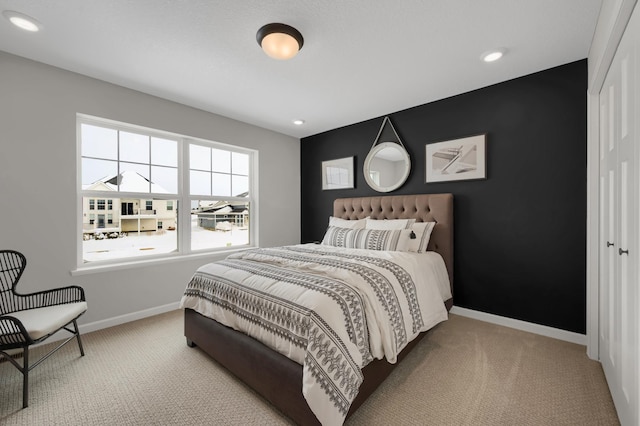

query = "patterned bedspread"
[180, 243, 450, 426]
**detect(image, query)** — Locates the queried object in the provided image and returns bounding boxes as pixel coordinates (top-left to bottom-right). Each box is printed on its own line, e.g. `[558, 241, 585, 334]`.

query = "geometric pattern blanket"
[180, 244, 450, 426]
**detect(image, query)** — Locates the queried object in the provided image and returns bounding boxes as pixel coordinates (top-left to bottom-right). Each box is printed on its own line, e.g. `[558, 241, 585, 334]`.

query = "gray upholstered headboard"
[333, 193, 454, 300]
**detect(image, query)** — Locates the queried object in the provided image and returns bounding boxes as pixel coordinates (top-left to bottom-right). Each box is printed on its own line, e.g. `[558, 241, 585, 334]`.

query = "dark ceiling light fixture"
[256, 23, 304, 60]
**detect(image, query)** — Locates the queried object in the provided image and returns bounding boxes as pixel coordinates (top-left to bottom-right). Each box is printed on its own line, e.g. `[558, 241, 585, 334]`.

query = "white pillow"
[328, 216, 367, 229]
[365, 218, 416, 230]
[407, 222, 436, 253]
[321, 226, 410, 252]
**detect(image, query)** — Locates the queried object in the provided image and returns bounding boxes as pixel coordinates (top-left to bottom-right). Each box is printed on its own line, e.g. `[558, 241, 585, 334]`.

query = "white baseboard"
[80, 302, 181, 335]
[39, 303, 586, 348]
[450, 306, 587, 346]
[41, 302, 181, 346]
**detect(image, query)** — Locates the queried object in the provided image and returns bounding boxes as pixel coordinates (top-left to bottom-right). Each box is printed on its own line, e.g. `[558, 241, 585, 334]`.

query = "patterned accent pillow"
[406, 222, 436, 253]
[321, 226, 410, 251]
[365, 218, 416, 230]
[328, 216, 367, 229]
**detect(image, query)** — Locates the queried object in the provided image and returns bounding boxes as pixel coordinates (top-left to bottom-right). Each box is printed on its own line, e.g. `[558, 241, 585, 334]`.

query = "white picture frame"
[322, 156, 354, 190]
[426, 134, 487, 183]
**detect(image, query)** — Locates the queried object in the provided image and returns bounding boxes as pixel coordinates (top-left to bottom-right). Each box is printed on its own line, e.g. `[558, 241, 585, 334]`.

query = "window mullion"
[147, 135, 152, 194]
[180, 138, 190, 254]
[117, 130, 121, 191]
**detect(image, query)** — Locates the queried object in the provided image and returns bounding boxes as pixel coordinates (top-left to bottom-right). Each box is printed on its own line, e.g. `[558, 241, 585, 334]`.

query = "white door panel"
[599, 4, 639, 425]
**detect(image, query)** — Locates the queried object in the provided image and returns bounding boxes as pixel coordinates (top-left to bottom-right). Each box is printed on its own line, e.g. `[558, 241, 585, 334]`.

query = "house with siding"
[82, 170, 176, 236]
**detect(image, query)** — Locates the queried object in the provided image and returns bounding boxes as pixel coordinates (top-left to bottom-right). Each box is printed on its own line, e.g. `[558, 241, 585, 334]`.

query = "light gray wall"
[0, 51, 301, 326]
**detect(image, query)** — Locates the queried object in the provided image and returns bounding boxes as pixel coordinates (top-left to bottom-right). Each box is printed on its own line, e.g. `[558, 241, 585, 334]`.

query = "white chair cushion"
[8, 302, 87, 340]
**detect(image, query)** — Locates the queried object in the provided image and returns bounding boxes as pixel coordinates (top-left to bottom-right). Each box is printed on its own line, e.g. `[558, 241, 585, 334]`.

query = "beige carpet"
[0, 310, 619, 425]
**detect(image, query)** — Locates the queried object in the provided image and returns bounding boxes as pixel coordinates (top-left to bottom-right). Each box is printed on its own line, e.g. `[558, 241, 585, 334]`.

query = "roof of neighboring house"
[196, 193, 249, 214]
[84, 170, 169, 193]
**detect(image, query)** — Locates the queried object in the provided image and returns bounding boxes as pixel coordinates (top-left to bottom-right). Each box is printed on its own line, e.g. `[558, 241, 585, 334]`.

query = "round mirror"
[363, 142, 411, 192]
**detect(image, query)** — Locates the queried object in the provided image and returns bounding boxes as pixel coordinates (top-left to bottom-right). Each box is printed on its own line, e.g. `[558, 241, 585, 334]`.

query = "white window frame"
[75, 114, 257, 271]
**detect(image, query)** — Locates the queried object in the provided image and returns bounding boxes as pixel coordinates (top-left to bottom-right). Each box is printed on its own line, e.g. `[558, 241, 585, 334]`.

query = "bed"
[181, 193, 453, 425]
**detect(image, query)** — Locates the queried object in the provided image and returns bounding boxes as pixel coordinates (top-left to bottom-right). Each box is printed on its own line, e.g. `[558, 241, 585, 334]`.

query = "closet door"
[599, 67, 617, 412]
[599, 5, 639, 425]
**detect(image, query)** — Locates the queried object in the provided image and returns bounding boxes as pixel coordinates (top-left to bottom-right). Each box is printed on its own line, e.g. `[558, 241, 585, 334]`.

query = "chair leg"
[22, 346, 29, 409]
[73, 320, 85, 357]
[8, 319, 85, 409]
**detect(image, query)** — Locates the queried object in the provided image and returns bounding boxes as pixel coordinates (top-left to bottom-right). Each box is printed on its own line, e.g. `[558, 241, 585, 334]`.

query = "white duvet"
[180, 243, 450, 426]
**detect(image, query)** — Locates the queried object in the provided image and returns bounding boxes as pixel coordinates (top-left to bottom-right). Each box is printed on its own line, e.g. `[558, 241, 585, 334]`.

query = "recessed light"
[481, 49, 505, 63]
[3, 10, 42, 32]
[293, 119, 305, 126]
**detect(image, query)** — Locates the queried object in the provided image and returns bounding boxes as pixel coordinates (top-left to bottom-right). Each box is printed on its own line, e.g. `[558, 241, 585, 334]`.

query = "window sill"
[71, 246, 254, 276]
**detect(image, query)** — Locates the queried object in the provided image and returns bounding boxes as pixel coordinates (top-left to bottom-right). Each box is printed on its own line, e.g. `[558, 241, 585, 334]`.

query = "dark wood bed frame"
[184, 193, 454, 425]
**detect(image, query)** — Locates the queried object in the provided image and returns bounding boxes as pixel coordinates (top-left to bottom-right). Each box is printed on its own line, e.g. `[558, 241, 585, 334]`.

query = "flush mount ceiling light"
[292, 119, 305, 126]
[257, 23, 304, 60]
[2, 10, 42, 32]
[481, 49, 505, 63]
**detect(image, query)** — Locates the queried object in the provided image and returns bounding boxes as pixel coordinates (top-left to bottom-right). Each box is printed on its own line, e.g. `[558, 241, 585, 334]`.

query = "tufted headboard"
[333, 193, 453, 304]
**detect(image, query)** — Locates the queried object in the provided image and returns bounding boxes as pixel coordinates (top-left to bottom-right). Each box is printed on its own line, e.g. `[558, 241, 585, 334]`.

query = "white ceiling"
[0, 0, 602, 139]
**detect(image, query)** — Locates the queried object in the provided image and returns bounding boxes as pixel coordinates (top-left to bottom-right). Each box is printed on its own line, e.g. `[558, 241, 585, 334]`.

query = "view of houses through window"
[79, 117, 253, 264]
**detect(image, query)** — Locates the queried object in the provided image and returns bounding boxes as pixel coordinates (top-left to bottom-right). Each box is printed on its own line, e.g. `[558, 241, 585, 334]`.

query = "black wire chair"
[0, 250, 87, 408]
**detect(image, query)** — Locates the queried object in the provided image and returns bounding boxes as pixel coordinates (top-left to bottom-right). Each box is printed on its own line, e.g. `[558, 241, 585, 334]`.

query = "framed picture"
[426, 134, 487, 183]
[322, 156, 354, 190]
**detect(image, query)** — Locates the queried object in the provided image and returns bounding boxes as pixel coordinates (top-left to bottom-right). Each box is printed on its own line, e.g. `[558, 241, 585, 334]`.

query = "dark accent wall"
[300, 60, 587, 334]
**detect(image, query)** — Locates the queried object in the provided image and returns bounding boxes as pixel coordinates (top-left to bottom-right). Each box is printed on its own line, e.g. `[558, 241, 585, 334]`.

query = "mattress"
[180, 243, 450, 425]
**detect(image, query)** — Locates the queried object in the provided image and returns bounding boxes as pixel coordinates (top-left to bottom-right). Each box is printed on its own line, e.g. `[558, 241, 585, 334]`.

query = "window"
[78, 115, 255, 265]
[121, 202, 134, 215]
[189, 146, 249, 197]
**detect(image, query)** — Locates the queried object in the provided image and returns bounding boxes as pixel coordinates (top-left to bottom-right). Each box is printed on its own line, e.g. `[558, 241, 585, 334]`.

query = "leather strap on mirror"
[371, 116, 407, 149]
